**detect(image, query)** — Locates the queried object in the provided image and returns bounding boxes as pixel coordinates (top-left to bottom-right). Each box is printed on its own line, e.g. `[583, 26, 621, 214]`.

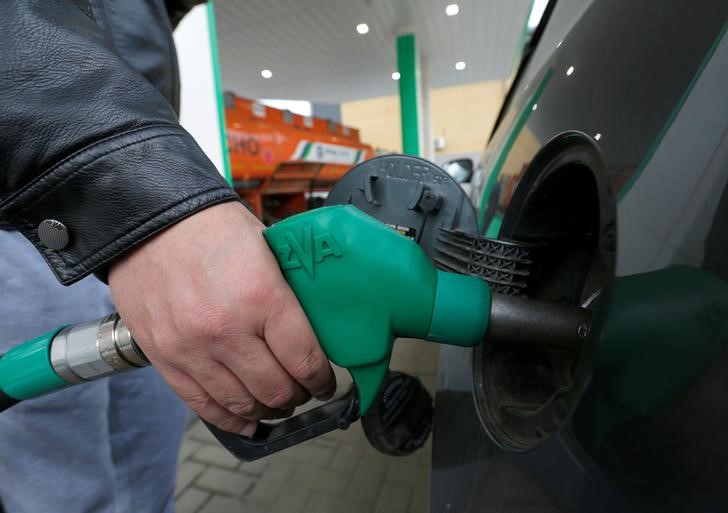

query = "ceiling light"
[594, 133, 602, 141]
[455, 61, 466, 71]
[392, 71, 401, 81]
[356, 23, 369, 34]
[566, 65, 574, 76]
[446, 4, 460, 16]
[261, 69, 272, 79]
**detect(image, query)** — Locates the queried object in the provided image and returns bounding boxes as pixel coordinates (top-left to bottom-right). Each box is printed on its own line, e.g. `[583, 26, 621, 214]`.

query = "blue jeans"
[0, 231, 187, 513]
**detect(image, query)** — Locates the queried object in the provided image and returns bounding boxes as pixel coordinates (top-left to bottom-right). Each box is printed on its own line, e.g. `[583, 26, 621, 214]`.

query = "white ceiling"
[215, 0, 532, 104]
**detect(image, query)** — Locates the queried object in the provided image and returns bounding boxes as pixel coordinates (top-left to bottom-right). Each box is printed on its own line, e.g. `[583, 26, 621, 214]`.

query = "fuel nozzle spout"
[488, 294, 593, 349]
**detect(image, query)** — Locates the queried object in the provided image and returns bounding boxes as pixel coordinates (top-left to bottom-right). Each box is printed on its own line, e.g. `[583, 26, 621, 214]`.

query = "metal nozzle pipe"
[487, 293, 592, 349]
[50, 313, 148, 384]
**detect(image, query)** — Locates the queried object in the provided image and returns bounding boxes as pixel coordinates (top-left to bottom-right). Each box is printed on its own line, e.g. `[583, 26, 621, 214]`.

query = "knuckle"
[260, 385, 297, 409]
[184, 391, 217, 415]
[291, 346, 326, 384]
[220, 396, 258, 418]
[188, 303, 234, 343]
[266, 288, 289, 314]
[239, 273, 275, 304]
[247, 285, 288, 320]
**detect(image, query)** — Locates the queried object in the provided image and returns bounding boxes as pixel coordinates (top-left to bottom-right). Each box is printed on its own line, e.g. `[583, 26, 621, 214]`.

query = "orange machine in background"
[224, 93, 374, 222]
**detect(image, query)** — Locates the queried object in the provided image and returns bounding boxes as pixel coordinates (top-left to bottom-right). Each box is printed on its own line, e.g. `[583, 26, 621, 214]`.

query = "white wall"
[173, 5, 226, 178]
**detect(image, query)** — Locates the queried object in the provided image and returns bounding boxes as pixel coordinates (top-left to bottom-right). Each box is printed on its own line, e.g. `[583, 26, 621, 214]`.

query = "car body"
[431, 1, 728, 511]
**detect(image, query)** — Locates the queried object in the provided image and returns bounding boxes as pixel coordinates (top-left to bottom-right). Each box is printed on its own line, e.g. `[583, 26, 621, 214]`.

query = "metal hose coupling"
[49, 313, 149, 384]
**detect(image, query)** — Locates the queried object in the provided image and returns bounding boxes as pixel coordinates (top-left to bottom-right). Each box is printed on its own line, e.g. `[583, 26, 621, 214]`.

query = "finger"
[214, 335, 310, 410]
[159, 365, 256, 435]
[264, 294, 336, 400]
[194, 360, 290, 422]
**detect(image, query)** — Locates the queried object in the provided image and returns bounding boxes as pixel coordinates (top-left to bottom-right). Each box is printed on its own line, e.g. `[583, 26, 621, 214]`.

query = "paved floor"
[175, 339, 439, 513]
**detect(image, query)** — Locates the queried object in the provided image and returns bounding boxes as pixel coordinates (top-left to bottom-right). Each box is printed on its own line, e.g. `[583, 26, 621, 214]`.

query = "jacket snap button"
[38, 219, 69, 250]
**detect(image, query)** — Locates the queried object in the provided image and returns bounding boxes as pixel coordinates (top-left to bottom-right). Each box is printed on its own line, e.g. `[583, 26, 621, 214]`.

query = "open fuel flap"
[474, 132, 616, 451]
[325, 137, 616, 452]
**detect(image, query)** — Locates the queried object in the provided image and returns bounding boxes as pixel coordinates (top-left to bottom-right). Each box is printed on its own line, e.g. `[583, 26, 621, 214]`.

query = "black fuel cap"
[324, 154, 478, 257]
[361, 371, 433, 456]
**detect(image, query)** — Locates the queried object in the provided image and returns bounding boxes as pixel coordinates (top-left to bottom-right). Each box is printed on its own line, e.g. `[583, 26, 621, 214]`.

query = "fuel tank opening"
[474, 132, 616, 451]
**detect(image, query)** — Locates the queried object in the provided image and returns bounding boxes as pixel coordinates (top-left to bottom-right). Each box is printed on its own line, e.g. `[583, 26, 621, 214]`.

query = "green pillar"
[397, 33, 421, 156]
[207, 1, 233, 186]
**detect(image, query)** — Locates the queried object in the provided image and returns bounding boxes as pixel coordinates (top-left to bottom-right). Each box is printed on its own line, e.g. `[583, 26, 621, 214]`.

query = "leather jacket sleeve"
[0, 1, 239, 285]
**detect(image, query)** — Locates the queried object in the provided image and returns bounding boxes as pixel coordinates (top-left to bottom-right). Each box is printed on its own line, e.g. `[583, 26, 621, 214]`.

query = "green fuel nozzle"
[0, 201, 592, 462]
[263, 205, 491, 414]
[0, 205, 490, 417]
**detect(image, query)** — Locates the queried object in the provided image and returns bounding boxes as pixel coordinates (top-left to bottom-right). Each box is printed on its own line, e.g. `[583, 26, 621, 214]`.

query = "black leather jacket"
[0, 0, 238, 285]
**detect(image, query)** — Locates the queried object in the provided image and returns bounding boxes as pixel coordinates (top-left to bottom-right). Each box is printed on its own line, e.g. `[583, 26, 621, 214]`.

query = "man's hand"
[108, 202, 336, 436]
